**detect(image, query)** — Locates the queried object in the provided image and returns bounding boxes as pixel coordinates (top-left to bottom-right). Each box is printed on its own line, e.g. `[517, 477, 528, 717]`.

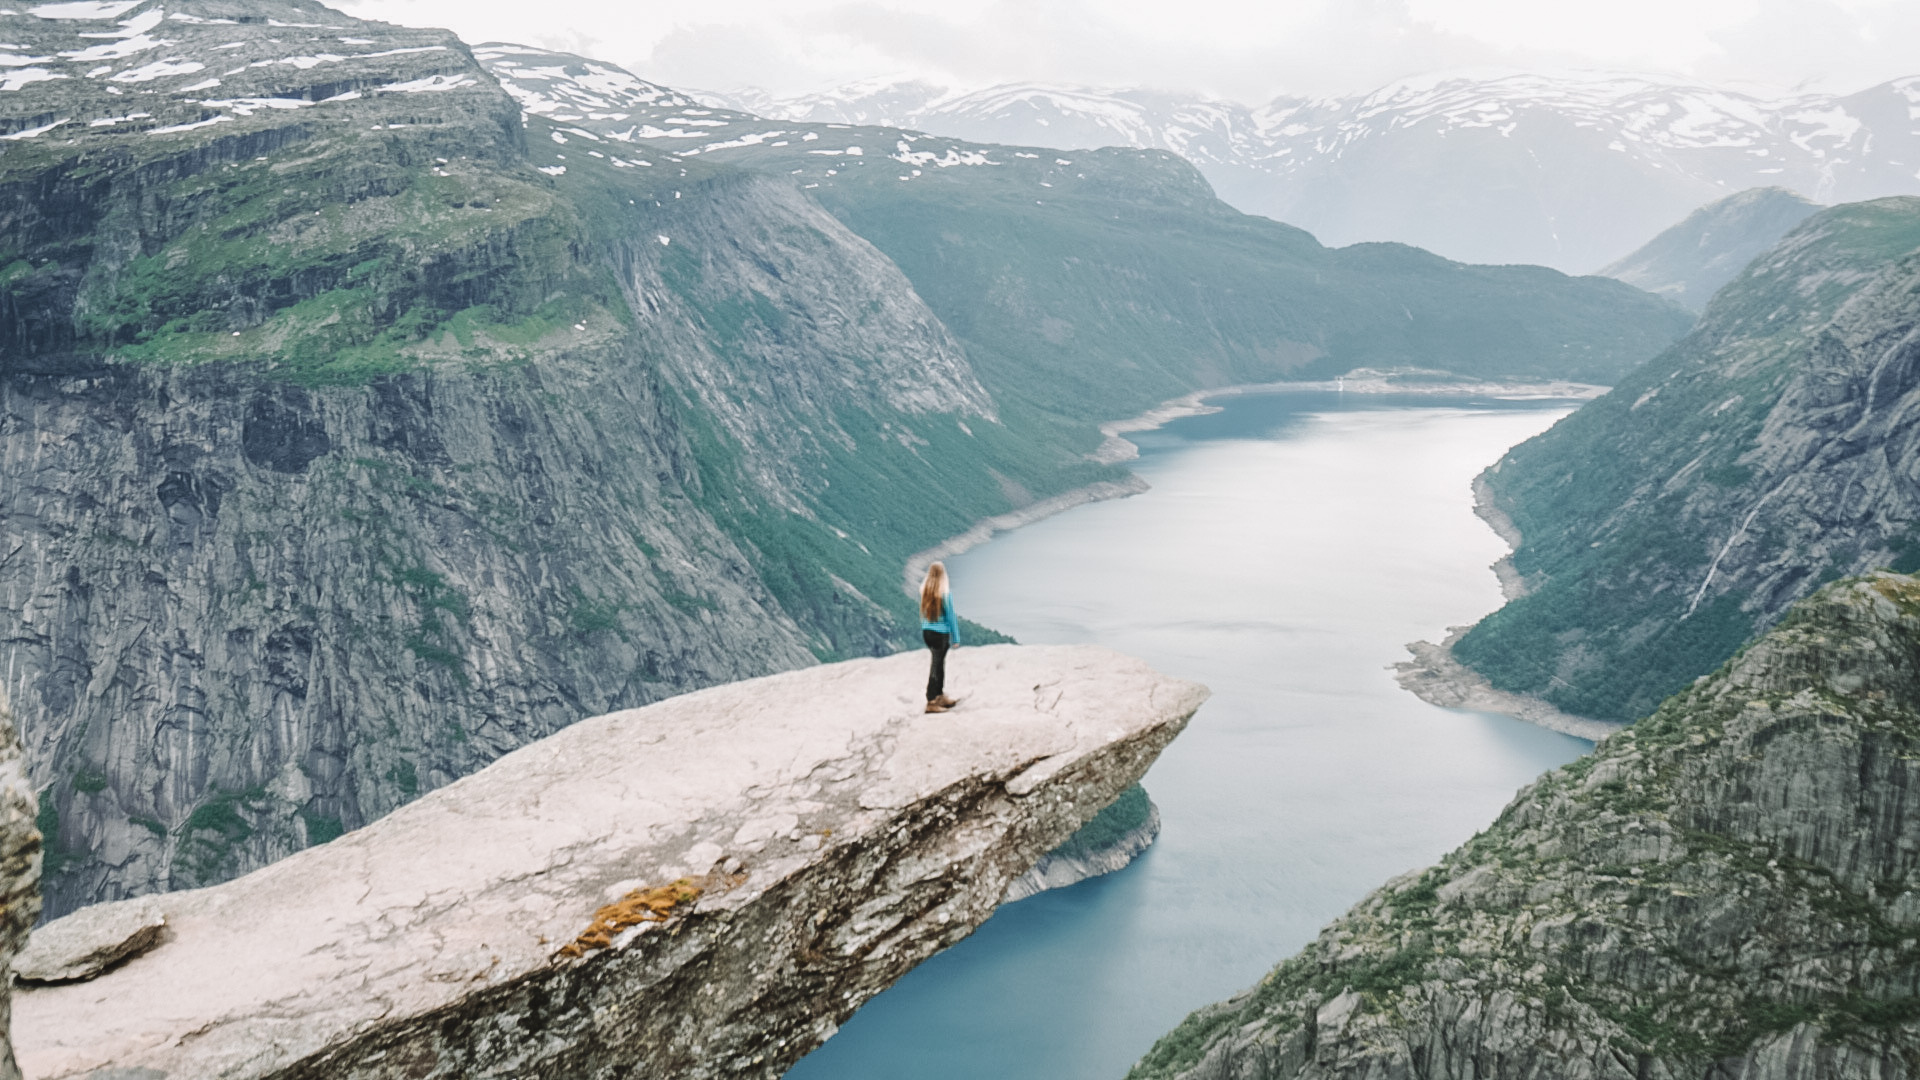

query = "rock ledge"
[17, 645, 1206, 1080]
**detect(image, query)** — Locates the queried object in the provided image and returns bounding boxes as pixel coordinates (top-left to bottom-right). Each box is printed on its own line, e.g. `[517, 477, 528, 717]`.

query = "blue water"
[786, 392, 1592, 1080]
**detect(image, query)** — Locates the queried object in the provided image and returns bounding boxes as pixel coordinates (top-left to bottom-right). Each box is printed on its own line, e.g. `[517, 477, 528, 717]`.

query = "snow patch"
[3, 64, 65, 87]
[198, 96, 312, 116]
[60, 33, 163, 62]
[375, 73, 475, 93]
[27, 0, 138, 19]
[147, 112, 229, 134]
[110, 57, 200, 82]
[1, 115, 64, 137]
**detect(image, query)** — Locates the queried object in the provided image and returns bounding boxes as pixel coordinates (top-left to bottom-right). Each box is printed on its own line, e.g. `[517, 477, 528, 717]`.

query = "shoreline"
[902, 476, 1151, 597]
[1004, 796, 1161, 903]
[909, 372, 1605, 594]
[1392, 629, 1625, 742]
[1093, 371, 1604, 464]
[1394, 452, 1624, 743]
[906, 373, 1623, 744]
[1472, 472, 1533, 601]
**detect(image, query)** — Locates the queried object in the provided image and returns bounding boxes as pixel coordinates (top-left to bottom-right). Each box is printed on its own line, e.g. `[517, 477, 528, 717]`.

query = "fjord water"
[784, 393, 1591, 1080]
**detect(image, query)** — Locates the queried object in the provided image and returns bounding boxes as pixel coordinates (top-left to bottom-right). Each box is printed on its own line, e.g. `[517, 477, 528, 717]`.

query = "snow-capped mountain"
[704, 71, 1920, 272]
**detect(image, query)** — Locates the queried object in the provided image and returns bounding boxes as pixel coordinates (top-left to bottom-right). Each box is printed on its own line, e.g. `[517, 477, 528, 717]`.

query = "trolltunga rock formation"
[16, 644, 1205, 1080]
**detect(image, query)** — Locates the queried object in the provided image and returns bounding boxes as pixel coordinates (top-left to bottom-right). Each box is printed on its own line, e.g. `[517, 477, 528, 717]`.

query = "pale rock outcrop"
[17, 644, 1205, 1080]
[0, 691, 41, 1080]
[14, 896, 163, 984]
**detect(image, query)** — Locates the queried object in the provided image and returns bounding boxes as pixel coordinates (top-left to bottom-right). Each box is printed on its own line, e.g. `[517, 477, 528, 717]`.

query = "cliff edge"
[1131, 573, 1920, 1080]
[16, 644, 1205, 1080]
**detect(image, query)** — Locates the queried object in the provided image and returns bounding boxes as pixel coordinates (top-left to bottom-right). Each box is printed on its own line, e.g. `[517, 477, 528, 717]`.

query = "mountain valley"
[0, 1, 1690, 918]
[717, 72, 1920, 273]
[12, 2, 1920, 1078]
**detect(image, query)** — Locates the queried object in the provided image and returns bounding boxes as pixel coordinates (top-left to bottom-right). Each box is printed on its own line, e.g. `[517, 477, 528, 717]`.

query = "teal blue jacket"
[921, 595, 961, 644]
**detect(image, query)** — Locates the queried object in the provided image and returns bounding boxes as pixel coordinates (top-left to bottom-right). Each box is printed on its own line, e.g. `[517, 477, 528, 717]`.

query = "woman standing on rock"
[920, 562, 963, 713]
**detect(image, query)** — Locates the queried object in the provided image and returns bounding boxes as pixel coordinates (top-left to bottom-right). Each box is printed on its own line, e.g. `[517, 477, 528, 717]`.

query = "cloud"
[647, 0, 1532, 101]
[338, 0, 1917, 102]
[1699, 0, 1920, 91]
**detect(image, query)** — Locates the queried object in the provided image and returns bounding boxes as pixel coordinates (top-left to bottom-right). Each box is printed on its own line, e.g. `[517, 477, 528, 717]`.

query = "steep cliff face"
[1457, 197, 1920, 721]
[16, 645, 1207, 1080]
[1601, 187, 1823, 311]
[1132, 573, 1920, 1080]
[0, 0, 1015, 918]
[0, 692, 40, 1080]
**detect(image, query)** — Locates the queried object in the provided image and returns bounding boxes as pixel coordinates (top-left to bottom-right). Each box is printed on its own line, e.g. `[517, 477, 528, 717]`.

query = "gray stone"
[14, 897, 164, 984]
[0, 691, 42, 1080]
[16, 644, 1206, 1080]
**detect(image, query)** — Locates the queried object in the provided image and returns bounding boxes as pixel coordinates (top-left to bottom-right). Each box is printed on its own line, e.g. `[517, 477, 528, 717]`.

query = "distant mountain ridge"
[1601, 187, 1824, 311]
[704, 71, 1920, 272]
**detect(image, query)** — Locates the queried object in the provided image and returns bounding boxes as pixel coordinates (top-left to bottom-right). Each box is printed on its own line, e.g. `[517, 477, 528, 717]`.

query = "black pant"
[923, 629, 950, 701]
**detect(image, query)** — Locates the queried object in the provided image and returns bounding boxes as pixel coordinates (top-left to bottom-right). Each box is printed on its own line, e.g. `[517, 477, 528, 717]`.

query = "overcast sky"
[334, 0, 1920, 102]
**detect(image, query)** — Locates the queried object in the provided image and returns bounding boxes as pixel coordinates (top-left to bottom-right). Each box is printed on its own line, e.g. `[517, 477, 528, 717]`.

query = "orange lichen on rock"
[556, 877, 705, 960]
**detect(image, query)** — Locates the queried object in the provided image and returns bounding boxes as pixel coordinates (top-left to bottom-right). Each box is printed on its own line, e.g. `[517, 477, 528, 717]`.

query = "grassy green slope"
[715, 140, 1696, 428]
[1454, 197, 1920, 722]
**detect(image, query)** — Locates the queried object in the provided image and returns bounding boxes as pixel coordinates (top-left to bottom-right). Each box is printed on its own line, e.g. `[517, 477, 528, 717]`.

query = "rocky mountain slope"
[17, 645, 1205, 1080]
[1602, 187, 1824, 311]
[1130, 572, 1920, 1080]
[0, 3, 1687, 919]
[479, 45, 1694, 401]
[1452, 196, 1920, 723]
[716, 71, 1920, 273]
[0, 0, 1019, 918]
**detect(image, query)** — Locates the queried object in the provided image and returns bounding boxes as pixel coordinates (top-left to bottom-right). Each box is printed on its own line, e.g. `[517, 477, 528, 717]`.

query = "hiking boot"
[924, 700, 950, 714]
[934, 694, 960, 708]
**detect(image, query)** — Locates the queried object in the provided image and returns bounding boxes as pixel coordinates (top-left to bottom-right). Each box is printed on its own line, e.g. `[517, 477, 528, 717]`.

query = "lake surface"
[785, 392, 1592, 1080]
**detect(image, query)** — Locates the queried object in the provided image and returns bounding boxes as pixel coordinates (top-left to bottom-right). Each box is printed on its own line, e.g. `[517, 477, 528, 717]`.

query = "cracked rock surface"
[17, 644, 1205, 1080]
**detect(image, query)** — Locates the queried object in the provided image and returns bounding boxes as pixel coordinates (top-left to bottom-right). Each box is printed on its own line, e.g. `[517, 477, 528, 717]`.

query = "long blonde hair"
[919, 562, 949, 621]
